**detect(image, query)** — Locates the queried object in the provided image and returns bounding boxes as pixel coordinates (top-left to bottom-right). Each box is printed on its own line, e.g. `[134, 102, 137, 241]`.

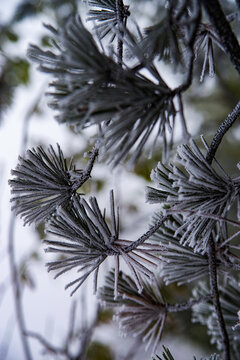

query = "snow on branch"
[45, 191, 162, 295]
[146, 138, 240, 253]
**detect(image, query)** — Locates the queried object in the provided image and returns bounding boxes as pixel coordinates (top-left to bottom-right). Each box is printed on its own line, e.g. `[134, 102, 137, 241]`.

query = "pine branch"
[192, 280, 240, 357]
[45, 192, 161, 295]
[204, 102, 240, 360]
[207, 238, 231, 360]
[167, 295, 212, 313]
[206, 101, 240, 164]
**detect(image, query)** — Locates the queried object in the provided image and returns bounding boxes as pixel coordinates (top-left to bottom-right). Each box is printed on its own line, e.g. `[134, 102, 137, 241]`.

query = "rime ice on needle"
[45, 191, 162, 296]
[9, 144, 82, 226]
[147, 139, 240, 253]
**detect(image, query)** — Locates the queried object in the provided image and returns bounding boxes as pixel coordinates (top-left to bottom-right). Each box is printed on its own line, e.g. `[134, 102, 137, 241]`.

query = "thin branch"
[236, 0, 240, 11]
[201, 0, 240, 75]
[7, 90, 43, 360]
[66, 300, 77, 348]
[124, 214, 169, 253]
[173, 2, 201, 93]
[116, 0, 125, 65]
[119, 338, 143, 360]
[167, 295, 212, 313]
[0, 316, 15, 360]
[8, 214, 32, 360]
[177, 93, 191, 139]
[207, 238, 231, 360]
[20, 87, 45, 155]
[25, 331, 65, 356]
[205, 121, 232, 359]
[71, 145, 99, 191]
[74, 304, 100, 360]
[205, 101, 240, 163]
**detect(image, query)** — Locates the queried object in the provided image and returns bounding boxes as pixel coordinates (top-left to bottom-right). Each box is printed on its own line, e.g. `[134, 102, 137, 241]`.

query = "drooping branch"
[201, 0, 240, 75]
[236, 0, 240, 11]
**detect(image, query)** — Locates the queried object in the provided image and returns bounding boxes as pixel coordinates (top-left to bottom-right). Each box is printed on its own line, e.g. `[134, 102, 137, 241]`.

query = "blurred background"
[0, 0, 240, 359]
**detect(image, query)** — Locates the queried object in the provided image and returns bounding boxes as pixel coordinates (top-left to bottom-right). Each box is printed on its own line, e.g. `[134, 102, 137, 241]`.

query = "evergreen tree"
[9, 1, 240, 359]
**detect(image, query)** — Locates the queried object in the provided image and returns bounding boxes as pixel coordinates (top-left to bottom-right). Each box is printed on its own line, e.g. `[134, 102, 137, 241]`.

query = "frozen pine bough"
[9, 1, 240, 359]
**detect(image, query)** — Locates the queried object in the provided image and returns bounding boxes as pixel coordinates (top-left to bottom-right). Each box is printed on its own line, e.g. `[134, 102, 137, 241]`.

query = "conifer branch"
[206, 101, 240, 164]
[124, 214, 169, 253]
[167, 295, 212, 313]
[207, 238, 231, 360]
[201, 0, 240, 74]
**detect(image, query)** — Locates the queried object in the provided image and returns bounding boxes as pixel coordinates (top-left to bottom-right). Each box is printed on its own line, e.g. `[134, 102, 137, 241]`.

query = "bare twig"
[116, 0, 125, 65]
[8, 214, 32, 360]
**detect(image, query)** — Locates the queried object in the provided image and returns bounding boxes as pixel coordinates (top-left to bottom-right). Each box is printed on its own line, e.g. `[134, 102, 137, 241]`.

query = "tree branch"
[167, 295, 212, 313]
[8, 215, 33, 360]
[206, 101, 240, 163]
[7, 90, 43, 360]
[207, 238, 231, 360]
[116, 0, 125, 65]
[204, 104, 238, 358]
[124, 214, 168, 253]
[236, 0, 240, 11]
[25, 331, 65, 356]
[201, 0, 240, 75]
